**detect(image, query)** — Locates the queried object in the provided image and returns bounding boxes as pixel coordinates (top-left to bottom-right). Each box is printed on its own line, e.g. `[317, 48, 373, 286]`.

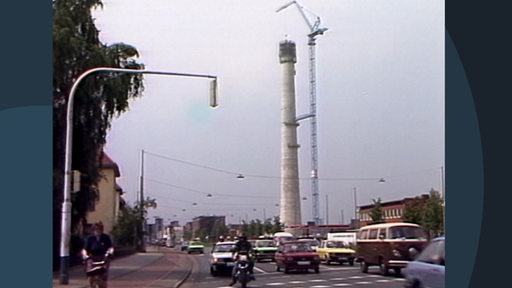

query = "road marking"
[309, 279, 327, 282]
[348, 276, 364, 279]
[354, 281, 372, 284]
[254, 266, 268, 274]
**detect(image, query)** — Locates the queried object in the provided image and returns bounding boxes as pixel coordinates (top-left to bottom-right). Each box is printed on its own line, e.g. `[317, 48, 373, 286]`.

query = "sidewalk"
[53, 246, 193, 288]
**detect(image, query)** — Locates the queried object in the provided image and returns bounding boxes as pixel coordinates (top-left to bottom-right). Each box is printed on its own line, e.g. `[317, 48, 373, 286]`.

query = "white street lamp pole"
[59, 67, 218, 284]
[441, 165, 445, 233]
[353, 187, 358, 227]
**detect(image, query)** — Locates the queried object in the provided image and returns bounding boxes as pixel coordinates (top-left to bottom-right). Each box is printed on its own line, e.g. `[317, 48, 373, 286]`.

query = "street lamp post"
[139, 149, 145, 252]
[353, 187, 358, 227]
[59, 67, 218, 284]
[440, 165, 445, 232]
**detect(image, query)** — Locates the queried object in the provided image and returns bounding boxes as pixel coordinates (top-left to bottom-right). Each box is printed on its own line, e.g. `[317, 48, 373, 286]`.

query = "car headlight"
[408, 247, 419, 259]
[392, 249, 402, 257]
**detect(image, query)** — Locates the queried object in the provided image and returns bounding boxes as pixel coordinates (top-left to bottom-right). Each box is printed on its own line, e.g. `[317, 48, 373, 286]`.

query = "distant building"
[86, 152, 124, 234]
[191, 216, 226, 241]
[357, 194, 430, 227]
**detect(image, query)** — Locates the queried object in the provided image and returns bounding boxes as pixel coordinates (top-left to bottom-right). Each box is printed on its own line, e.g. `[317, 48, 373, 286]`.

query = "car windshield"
[213, 244, 235, 252]
[256, 240, 276, 248]
[301, 240, 318, 246]
[326, 241, 347, 248]
[283, 243, 314, 252]
[189, 241, 203, 246]
[389, 226, 427, 239]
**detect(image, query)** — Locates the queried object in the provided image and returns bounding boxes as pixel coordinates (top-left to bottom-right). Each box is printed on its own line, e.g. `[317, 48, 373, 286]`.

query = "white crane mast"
[277, 1, 327, 224]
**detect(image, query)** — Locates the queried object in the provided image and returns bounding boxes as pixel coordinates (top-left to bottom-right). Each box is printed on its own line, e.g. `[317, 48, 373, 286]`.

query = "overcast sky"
[94, 0, 444, 227]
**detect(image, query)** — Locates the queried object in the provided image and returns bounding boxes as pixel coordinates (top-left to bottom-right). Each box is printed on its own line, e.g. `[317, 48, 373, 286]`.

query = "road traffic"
[179, 246, 407, 288]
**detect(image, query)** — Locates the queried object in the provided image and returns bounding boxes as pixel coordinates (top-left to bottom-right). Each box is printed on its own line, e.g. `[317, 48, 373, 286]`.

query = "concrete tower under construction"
[279, 40, 301, 229]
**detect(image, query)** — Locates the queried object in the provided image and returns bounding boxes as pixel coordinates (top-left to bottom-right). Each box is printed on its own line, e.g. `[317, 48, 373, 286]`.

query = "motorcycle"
[233, 253, 253, 288]
[84, 254, 110, 288]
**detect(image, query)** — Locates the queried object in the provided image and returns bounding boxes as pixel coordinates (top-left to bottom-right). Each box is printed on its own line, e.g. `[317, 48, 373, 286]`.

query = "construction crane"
[276, 1, 327, 225]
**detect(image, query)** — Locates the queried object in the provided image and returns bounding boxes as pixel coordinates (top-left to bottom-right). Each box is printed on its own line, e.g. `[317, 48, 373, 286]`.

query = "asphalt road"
[179, 249, 407, 288]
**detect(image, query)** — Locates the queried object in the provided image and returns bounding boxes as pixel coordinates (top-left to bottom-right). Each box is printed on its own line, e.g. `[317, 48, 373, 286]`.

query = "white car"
[209, 241, 237, 276]
[403, 236, 445, 288]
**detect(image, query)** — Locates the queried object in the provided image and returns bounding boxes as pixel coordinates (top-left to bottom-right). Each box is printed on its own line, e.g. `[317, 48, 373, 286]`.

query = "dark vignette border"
[447, 0, 512, 286]
[0, 1, 52, 286]
[2, 0, 509, 286]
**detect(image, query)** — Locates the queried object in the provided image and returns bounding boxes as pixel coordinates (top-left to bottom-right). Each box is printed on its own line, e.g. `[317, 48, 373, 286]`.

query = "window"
[368, 229, 379, 239]
[358, 229, 368, 240]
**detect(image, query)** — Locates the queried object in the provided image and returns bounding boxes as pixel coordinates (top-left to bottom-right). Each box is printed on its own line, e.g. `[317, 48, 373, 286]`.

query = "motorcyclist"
[229, 233, 255, 286]
[82, 221, 114, 288]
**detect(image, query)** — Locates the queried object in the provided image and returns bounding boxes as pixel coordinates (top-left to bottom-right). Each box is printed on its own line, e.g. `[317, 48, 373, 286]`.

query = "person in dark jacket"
[81, 222, 114, 287]
[229, 233, 255, 286]
[82, 221, 114, 257]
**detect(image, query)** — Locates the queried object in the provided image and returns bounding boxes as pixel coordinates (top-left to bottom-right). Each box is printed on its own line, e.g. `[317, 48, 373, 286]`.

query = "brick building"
[357, 194, 430, 227]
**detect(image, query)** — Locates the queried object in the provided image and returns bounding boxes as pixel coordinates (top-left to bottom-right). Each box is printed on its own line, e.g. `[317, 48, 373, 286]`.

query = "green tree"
[369, 198, 384, 224]
[403, 197, 425, 224]
[423, 189, 444, 237]
[111, 205, 139, 247]
[263, 218, 274, 235]
[271, 216, 285, 234]
[53, 0, 144, 267]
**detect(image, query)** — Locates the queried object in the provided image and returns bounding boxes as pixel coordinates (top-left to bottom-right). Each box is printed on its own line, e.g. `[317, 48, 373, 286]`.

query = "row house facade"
[357, 194, 430, 227]
[86, 152, 124, 234]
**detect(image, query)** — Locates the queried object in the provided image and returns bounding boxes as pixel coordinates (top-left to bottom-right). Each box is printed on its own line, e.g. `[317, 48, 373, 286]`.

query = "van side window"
[368, 229, 379, 239]
[358, 230, 368, 240]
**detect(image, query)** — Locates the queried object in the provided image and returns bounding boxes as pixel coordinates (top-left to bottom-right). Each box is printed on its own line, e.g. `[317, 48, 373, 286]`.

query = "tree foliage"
[111, 197, 157, 247]
[53, 0, 144, 267]
[423, 189, 444, 237]
[369, 198, 384, 224]
[240, 216, 284, 238]
[403, 196, 425, 224]
[403, 189, 444, 238]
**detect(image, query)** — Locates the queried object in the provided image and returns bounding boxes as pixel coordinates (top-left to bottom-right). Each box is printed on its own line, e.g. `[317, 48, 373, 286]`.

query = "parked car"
[297, 238, 320, 251]
[316, 239, 356, 265]
[187, 241, 204, 254]
[253, 239, 278, 262]
[274, 241, 320, 274]
[356, 222, 428, 276]
[403, 236, 445, 288]
[209, 241, 237, 276]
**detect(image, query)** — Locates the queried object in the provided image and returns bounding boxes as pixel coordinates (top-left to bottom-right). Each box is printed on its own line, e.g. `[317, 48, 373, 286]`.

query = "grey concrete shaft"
[279, 41, 301, 229]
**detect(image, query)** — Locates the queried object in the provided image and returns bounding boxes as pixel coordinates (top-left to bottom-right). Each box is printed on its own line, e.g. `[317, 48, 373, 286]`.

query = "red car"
[275, 241, 320, 273]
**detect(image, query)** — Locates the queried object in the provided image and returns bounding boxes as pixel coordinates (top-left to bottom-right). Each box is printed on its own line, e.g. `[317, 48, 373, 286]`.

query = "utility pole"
[277, 1, 327, 225]
[353, 187, 358, 227]
[138, 149, 146, 252]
